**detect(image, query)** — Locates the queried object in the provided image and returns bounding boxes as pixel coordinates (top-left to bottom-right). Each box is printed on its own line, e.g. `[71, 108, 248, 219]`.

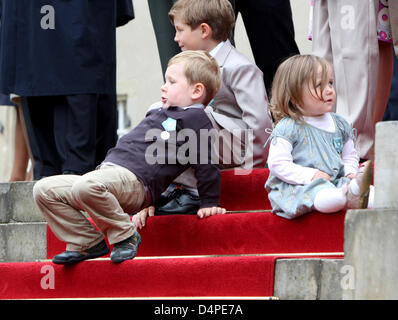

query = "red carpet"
[220, 168, 272, 210]
[47, 169, 345, 258]
[47, 211, 345, 259]
[1, 169, 346, 299]
[0, 256, 277, 299]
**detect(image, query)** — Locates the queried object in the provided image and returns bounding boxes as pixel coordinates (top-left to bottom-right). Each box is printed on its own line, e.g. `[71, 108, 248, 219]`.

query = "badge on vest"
[333, 137, 343, 154]
[161, 117, 177, 140]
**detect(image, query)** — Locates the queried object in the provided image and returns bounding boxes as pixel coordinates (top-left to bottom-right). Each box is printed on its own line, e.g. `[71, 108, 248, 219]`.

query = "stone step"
[274, 258, 344, 300]
[0, 255, 344, 299]
[0, 181, 48, 262]
[0, 182, 44, 223]
[0, 222, 47, 262]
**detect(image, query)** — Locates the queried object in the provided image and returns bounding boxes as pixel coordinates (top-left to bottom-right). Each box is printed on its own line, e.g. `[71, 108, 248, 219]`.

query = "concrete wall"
[343, 122, 398, 299]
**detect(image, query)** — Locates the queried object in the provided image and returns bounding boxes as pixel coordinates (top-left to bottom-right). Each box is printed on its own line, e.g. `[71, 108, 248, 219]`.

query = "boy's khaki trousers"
[33, 165, 146, 252]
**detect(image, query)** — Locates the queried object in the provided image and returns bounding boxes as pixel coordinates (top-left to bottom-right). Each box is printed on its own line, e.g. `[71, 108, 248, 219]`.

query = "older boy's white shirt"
[267, 113, 359, 185]
[209, 41, 225, 57]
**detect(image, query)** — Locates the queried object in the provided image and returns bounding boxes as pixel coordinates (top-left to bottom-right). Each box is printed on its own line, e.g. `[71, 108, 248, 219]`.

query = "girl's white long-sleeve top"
[267, 113, 359, 185]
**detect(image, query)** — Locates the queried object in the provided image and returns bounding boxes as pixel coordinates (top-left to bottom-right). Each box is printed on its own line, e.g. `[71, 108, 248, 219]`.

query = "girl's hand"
[346, 173, 355, 180]
[312, 170, 331, 181]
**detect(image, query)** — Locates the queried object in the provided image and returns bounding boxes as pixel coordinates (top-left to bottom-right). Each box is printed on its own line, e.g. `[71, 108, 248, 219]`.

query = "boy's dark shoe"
[155, 189, 200, 215]
[52, 239, 109, 265]
[110, 231, 142, 264]
[154, 188, 182, 208]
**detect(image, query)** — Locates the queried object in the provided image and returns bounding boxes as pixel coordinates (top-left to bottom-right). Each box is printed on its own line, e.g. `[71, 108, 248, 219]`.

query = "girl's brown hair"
[269, 54, 333, 124]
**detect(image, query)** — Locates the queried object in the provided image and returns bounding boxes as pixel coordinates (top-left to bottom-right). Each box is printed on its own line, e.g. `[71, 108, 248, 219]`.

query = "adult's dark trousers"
[147, 0, 180, 77]
[21, 94, 117, 180]
[232, 0, 299, 95]
[147, 0, 299, 95]
[383, 50, 398, 121]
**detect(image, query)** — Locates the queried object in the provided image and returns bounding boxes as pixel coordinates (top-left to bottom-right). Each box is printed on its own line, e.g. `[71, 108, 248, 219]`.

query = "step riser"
[0, 256, 275, 299]
[0, 223, 47, 262]
[0, 257, 344, 300]
[0, 182, 44, 223]
[274, 258, 344, 300]
[0, 210, 345, 262]
[46, 212, 345, 260]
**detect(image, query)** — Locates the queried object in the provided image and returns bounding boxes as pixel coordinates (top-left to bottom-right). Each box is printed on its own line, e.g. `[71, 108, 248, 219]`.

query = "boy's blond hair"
[169, 0, 235, 42]
[169, 50, 222, 106]
[269, 54, 333, 124]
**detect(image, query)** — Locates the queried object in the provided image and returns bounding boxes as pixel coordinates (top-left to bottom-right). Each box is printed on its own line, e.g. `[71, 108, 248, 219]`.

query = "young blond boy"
[33, 51, 225, 265]
[134, 0, 272, 224]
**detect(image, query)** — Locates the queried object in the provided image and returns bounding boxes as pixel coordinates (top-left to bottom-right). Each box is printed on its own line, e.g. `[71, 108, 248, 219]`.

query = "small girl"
[265, 54, 374, 219]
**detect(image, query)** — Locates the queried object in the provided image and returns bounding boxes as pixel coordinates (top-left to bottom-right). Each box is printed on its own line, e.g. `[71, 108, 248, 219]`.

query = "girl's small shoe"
[346, 160, 373, 209]
[358, 160, 373, 209]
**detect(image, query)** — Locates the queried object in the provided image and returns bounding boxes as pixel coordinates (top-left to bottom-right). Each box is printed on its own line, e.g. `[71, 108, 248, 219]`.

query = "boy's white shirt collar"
[183, 103, 205, 110]
[209, 41, 225, 57]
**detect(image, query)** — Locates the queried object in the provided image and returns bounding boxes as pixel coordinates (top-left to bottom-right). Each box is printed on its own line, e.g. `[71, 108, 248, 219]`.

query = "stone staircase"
[0, 181, 46, 262]
[0, 169, 345, 300]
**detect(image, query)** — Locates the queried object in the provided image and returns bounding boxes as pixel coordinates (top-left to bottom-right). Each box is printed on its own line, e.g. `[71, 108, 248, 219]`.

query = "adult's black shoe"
[52, 239, 109, 265]
[110, 231, 142, 264]
[155, 189, 200, 215]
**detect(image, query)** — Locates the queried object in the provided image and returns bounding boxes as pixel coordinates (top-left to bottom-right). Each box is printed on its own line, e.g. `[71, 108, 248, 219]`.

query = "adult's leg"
[21, 96, 63, 179]
[383, 52, 398, 120]
[312, 0, 333, 65]
[9, 105, 30, 181]
[55, 94, 98, 175]
[327, 0, 379, 160]
[147, 0, 180, 77]
[389, 0, 398, 57]
[237, 0, 300, 95]
[96, 94, 118, 165]
[374, 41, 393, 127]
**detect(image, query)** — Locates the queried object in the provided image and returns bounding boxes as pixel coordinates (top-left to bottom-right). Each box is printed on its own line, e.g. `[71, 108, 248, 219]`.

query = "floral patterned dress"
[265, 113, 355, 219]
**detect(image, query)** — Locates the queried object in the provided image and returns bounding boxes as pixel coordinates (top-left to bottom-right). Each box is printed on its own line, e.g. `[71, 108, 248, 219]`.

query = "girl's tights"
[314, 180, 374, 213]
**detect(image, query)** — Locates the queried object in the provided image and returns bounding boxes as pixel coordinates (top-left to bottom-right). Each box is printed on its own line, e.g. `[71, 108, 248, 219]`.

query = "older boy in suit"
[134, 0, 272, 226]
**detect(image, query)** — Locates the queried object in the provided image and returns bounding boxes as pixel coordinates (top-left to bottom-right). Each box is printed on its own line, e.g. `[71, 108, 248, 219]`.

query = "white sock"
[349, 179, 360, 196]
[349, 179, 374, 209]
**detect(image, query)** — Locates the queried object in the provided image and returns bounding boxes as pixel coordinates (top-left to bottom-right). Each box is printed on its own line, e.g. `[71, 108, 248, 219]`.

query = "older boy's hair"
[269, 54, 333, 124]
[168, 50, 222, 106]
[169, 0, 235, 42]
